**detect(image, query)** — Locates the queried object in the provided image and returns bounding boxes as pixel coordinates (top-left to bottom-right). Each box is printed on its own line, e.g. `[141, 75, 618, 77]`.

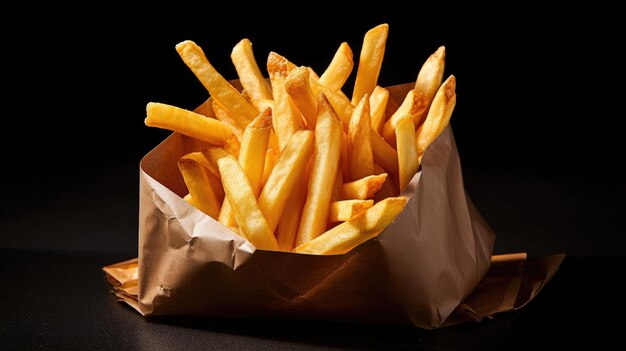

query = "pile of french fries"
[145, 24, 456, 255]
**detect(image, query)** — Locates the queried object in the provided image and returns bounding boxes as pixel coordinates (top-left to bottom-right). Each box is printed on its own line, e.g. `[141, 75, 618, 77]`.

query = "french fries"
[145, 103, 232, 145]
[352, 24, 389, 105]
[395, 115, 419, 191]
[176, 41, 258, 126]
[206, 148, 279, 250]
[178, 158, 221, 219]
[146, 24, 457, 255]
[296, 95, 343, 246]
[319, 42, 353, 92]
[294, 197, 408, 255]
[416, 75, 456, 155]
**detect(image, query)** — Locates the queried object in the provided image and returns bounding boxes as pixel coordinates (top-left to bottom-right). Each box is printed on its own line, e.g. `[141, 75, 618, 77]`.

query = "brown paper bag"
[105, 82, 562, 329]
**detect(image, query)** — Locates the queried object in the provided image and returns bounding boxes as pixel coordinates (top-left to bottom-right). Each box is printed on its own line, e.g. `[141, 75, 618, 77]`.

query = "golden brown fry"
[180, 151, 218, 177]
[395, 115, 419, 191]
[296, 95, 343, 246]
[370, 131, 399, 174]
[180, 152, 224, 202]
[331, 166, 344, 202]
[416, 75, 456, 155]
[267, 52, 304, 150]
[352, 24, 389, 105]
[212, 100, 244, 140]
[341, 173, 387, 200]
[178, 158, 221, 219]
[205, 148, 279, 250]
[319, 42, 353, 92]
[381, 90, 427, 146]
[218, 109, 272, 226]
[373, 163, 398, 201]
[415, 46, 446, 109]
[231, 39, 273, 102]
[328, 199, 374, 222]
[261, 148, 279, 188]
[348, 94, 374, 181]
[258, 130, 314, 232]
[223, 134, 240, 158]
[176, 41, 258, 126]
[285, 67, 317, 128]
[145, 102, 233, 145]
[254, 98, 274, 114]
[276, 173, 307, 252]
[293, 197, 407, 255]
[370, 86, 389, 133]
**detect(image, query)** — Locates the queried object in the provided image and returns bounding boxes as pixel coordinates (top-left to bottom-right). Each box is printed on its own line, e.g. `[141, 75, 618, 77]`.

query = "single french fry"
[176, 41, 258, 126]
[178, 158, 221, 219]
[348, 94, 374, 181]
[258, 130, 314, 232]
[328, 199, 374, 222]
[294, 197, 408, 255]
[415, 46, 446, 109]
[319, 42, 353, 92]
[416, 75, 456, 155]
[212, 100, 244, 140]
[268, 52, 304, 150]
[395, 115, 419, 191]
[340, 131, 350, 181]
[218, 109, 272, 226]
[180, 152, 224, 202]
[314, 81, 353, 128]
[381, 90, 427, 146]
[145, 103, 233, 145]
[296, 95, 343, 246]
[341, 173, 387, 200]
[205, 148, 279, 250]
[373, 163, 398, 201]
[231, 39, 273, 102]
[183, 193, 195, 206]
[261, 148, 279, 188]
[370, 131, 399, 174]
[254, 98, 274, 115]
[352, 24, 389, 105]
[276, 173, 308, 252]
[370, 86, 389, 133]
[285, 67, 318, 128]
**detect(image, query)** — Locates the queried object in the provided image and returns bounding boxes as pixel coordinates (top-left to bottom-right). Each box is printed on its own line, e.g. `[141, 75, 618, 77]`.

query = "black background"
[1, 4, 624, 349]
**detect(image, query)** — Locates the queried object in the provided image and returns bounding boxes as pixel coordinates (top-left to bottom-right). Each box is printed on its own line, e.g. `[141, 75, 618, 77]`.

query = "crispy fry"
[348, 94, 374, 181]
[381, 90, 427, 146]
[293, 197, 407, 255]
[258, 130, 314, 232]
[319, 42, 353, 92]
[218, 109, 272, 226]
[416, 75, 456, 155]
[341, 173, 387, 200]
[178, 158, 221, 219]
[261, 148, 279, 188]
[331, 166, 344, 202]
[276, 173, 307, 252]
[370, 131, 399, 174]
[231, 39, 273, 102]
[352, 24, 389, 105]
[223, 134, 240, 158]
[254, 98, 274, 115]
[370, 86, 389, 133]
[267, 52, 304, 150]
[415, 46, 446, 110]
[180, 152, 224, 202]
[205, 148, 279, 250]
[373, 163, 398, 201]
[212, 100, 244, 140]
[285, 67, 317, 128]
[328, 200, 374, 222]
[145, 102, 232, 145]
[176, 41, 258, 126]
[340, 131, 350, 180]
[395, 115, 419, 191]
[296, 95, 343, 246]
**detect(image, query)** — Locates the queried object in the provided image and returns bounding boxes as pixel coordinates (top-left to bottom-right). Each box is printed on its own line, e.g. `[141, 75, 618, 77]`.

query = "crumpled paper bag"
[104, 83, 563, 329]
